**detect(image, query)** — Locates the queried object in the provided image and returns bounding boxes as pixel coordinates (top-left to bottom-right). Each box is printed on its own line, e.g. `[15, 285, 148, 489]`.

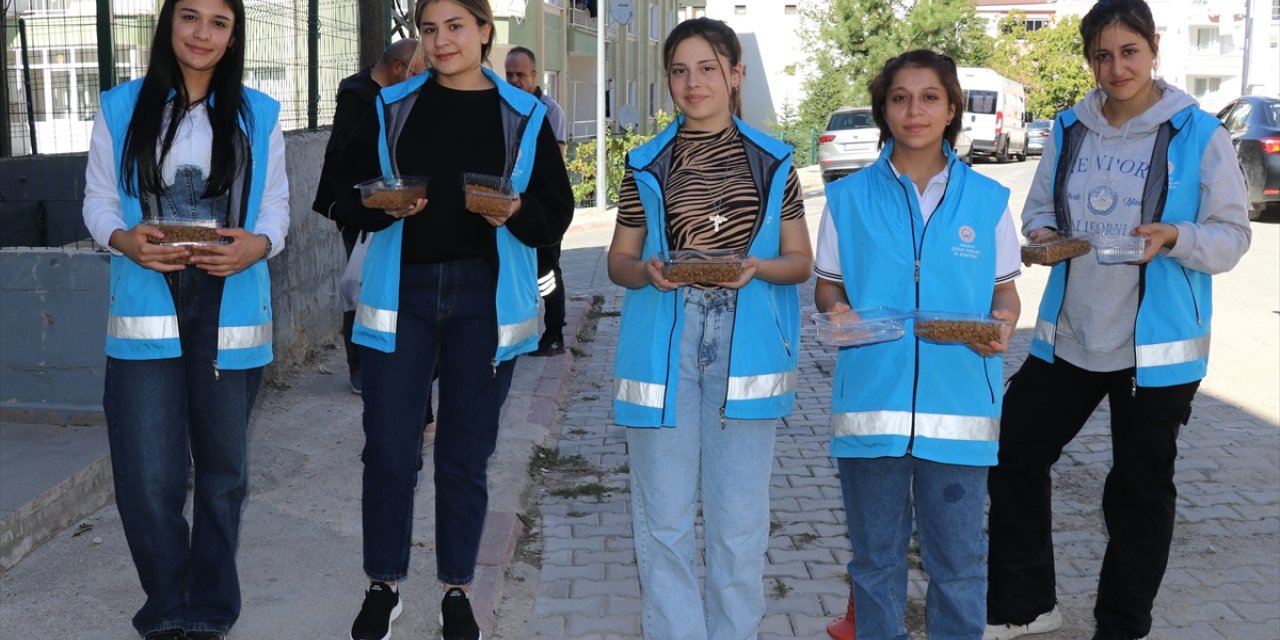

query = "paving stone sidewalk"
[517, 273, 1280, 640]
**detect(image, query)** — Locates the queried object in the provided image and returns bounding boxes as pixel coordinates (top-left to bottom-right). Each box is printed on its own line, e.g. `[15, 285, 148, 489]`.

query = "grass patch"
[569, 346, 587, 358]
[793, 532, 819, 549]
[549, 482, 615, 499]
[770, 577, 792, 599]
[530, 446, 591, 472]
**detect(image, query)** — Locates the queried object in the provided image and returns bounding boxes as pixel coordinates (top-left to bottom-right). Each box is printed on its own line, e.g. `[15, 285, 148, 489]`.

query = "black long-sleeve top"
[329, 76, 574, 265]
[312, 66, 379, 222]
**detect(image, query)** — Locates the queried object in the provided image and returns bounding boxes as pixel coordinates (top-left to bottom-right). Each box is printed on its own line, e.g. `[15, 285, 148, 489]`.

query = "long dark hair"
[120, 0, 248, 198]
[662, 17, 744, 119]
[867, 49, 964, 149]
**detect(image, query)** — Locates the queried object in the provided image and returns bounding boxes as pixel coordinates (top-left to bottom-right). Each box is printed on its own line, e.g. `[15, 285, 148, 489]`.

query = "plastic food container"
[660, 249, 745, 283]
[144, 218, 226, 265]
[812, 307, 908, 347]
[912, 310, 1012, 345]
[1021, 236, 1092, 265]
[1091, 232, 1147, 265]
[357, 176, 428, 210]
[462, 173, 517, 215]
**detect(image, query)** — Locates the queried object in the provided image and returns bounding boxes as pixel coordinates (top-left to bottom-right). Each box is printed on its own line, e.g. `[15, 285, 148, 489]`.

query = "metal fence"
[2, 0, 360, 157]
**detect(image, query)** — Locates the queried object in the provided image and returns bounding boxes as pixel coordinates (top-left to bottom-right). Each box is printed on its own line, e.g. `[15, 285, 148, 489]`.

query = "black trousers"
[538, 243, 565, 341]
[987, 355, 1198, 638]
[341, 225, 361, 374]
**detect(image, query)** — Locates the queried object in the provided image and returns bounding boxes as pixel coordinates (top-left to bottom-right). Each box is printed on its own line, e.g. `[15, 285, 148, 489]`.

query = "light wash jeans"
[627, 288, 777, 640]
[837, 455, 988, 640]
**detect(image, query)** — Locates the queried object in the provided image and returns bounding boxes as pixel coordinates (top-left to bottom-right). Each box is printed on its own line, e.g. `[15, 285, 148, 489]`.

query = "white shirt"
[82, 102, 290, 258]
[814, 161, 1021, 285]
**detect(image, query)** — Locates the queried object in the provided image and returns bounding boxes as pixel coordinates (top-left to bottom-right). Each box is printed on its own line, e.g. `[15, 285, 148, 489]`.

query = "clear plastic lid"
[812, 307, 908, 347]
[356, 176, 428, 210]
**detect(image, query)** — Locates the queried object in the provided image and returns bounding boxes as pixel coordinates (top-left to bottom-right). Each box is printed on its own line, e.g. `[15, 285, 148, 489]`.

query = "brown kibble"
[661, 262, 743, 283]
[1021, 237, 1091, 265]
[914, 319, 1006, 344]
[148, 223, 220, 244]
[158, 245, 219, 266]
[362, 185, 427, 210]
[465, 184, 514, 216]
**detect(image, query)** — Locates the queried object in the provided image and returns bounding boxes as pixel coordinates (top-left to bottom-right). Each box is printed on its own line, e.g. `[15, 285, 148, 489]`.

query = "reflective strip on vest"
[728, 370, 796, 401]
[357, 303, 397, 334]
[218, 323, 272, 351]
[833, 410, 998, 441]
[1035, 318, 1056, 346]
[1136, 333, 1210, 368]
[615, 377, 665, 408]
[108, 314, 179, 341]
[499, 316, 538, 348]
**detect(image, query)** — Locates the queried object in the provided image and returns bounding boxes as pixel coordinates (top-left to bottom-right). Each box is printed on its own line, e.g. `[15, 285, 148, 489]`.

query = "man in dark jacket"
[313, 38, 416, 394]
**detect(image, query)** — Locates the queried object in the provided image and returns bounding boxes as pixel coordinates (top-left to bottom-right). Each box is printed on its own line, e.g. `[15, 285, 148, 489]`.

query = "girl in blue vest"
[814, 50, 1023, 639]
[984, 2, 1251, 639]
[608, 18, 812, 640]
[324, 1, 572, 638]
[80, 0, 288, 638]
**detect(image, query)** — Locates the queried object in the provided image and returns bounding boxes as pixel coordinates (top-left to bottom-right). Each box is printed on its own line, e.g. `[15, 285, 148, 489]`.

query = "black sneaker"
[186, 633, 225, 640]
[143, 631, 184, 640]
[350, 369, 363, 395]
[528, 337, 565, 357]
[440, 587, 481, 640]
[351, 581, 403, 640]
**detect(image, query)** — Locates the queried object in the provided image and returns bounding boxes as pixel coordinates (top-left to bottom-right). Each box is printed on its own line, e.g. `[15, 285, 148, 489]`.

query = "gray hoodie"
[1022, 80, 1251, 372]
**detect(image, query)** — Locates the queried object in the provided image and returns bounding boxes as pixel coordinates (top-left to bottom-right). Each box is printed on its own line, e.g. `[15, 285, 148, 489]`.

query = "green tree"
[1022, 16, 1093, 118]
[793, 0, 994, 149]
[566, 111, 676, 206]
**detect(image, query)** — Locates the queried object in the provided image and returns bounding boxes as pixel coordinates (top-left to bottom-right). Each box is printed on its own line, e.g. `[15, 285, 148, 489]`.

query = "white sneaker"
[983, 607, 1064, 640]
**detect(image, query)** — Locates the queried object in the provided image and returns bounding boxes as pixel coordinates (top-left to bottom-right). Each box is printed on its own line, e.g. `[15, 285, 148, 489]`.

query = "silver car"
[818, 107, 880, 182]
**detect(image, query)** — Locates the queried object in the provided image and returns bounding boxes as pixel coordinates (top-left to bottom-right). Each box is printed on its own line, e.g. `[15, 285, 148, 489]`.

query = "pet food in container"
[357, 176, 428, 210]
[1021, 236, 1092, 266]
[144, 218, 225, 265]
[812, 307, 908, 347]
[660, 249, 745, 283]
[462, 173, 517, 216]
[912, 310, 1012, 345]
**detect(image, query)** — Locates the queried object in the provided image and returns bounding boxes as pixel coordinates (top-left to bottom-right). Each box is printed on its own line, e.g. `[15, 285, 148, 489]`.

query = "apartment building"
[493, 0, 680, 142]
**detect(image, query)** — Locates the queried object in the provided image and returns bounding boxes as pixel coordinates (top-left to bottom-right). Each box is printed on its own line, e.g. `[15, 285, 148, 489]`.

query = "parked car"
[1027, 119, 1053, 156]
[818, 106, 879, 182]
[1217, 95, 1280, 220]
[955, 127, 973, 164]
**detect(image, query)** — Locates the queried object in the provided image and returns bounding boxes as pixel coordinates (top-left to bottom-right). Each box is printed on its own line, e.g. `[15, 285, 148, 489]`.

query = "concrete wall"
[0, 154, 92, 248]
[0, 129, 343, 424]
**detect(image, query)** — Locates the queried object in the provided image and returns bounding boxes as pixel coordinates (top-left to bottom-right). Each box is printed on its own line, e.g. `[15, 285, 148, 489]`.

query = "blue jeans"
[627, 288, 777, 640]
[360, 259, 515, 585]
[838, 456, 988, 640]
[104, 268, 262, 637]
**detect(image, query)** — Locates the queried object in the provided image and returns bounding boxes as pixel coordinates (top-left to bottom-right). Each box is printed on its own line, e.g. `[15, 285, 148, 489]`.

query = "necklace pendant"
[709, 213, 728, 233]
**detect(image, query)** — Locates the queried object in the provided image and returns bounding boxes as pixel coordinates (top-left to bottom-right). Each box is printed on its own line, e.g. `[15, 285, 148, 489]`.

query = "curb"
[467, 295, 595, 634]
[0, 453, 113, 571]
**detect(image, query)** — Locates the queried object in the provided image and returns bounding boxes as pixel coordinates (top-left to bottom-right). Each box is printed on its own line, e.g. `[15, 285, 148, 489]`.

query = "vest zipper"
[720, 293, 740, 429]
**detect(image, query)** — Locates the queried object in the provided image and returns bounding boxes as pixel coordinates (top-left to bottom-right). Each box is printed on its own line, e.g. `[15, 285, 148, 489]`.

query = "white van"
[957, 67, 1028, 162]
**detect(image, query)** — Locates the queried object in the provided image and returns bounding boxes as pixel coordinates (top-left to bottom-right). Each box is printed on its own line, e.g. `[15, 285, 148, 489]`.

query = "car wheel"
[1248, 202, 1264, 221]
[996, 139, 1009, 163]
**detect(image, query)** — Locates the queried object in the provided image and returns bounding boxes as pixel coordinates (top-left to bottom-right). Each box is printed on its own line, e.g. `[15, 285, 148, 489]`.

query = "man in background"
[505, 45, 572, 356]
[313, 38, 417, 393]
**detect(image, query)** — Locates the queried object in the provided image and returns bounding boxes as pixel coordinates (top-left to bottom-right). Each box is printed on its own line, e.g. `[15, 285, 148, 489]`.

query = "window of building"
[1273, 0, 1279, 20]
[650, 5, 658, 39]
[785, 4, 798, 14]
[1025, 18, 1049, 32]
[1190, 76, 1221, 97]
[735, 5, 746, 15]
[1192, 26, 1219, 52]
[649, 82, 656, 117]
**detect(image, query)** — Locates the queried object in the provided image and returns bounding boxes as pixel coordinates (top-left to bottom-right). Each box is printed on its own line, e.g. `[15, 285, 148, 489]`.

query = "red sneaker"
[827, 590, 856, 640]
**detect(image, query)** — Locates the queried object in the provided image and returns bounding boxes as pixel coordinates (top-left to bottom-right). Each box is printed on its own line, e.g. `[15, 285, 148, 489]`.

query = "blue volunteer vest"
[1030, 104, 1218, 387]
[99, 80, 279, 369]
[826, 142, 1009, 466]
[353, 67, 545, 363]
[612, 115, 801, 427]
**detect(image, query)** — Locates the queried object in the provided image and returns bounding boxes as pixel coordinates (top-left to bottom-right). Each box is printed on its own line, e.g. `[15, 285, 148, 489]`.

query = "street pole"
[1240, 0, 1254, 95]
[596, 1, 608, 214]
